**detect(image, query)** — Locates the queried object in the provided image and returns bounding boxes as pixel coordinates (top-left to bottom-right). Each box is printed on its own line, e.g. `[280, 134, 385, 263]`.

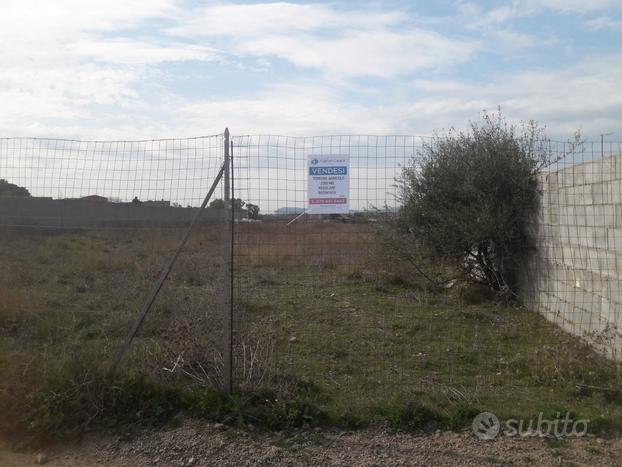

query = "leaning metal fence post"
[107, 159, 226, 379]
[223, 128, 233, 394]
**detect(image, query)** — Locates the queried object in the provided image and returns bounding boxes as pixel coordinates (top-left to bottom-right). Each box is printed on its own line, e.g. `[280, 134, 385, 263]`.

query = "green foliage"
[103, 375, 190, 427]
[190, 383, 329, 430]
[209, 198, 246, 209]
[246, 202, 260, 220]
[0, 357, 330, 445]
[0, 355, 103, 444]
[398, 111, 552, 294]
[389, 402, 444, 431]
[0, 179, 30, 197]
[210, 198, 259, 218]
[209, 198, 224, 209]
[384, 401, 481, 432]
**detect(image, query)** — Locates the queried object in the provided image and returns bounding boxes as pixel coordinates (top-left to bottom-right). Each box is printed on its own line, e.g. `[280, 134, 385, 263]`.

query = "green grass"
[236, 265, 622, 431]
[1, 225, 621, 444]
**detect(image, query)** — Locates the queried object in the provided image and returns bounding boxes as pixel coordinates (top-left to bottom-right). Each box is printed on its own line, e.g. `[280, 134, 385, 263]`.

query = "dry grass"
[1, 222, 622, 441]
[235, 221, 378, 269]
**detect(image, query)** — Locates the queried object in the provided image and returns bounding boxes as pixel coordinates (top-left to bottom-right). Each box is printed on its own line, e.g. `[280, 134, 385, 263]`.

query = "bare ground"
[2, 423, 622, 467]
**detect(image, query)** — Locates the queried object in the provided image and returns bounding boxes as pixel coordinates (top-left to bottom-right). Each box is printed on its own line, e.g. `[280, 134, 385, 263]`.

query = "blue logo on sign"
[309, 166, 347, 176]
[311, 158, 319, 165]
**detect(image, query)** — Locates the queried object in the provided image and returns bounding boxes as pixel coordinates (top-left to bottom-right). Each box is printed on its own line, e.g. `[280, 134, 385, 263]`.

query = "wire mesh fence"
[0, 136, 225, 228]
[230, 135, 622, 414]
[0, 135, 229, 399]
[1, 131, 622, 430]
[231, 135, 422, 407]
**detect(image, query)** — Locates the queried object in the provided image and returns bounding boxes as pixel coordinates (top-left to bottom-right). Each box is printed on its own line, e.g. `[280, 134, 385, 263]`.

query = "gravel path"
[2, 423, 621, 466]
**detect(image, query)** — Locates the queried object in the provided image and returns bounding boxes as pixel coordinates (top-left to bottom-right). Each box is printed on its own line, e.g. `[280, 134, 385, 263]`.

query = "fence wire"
[0, 135, 227, 390]
[1, 133, 622, 423]
[231, 135, 622, 411]
[0, 136, 225, 228]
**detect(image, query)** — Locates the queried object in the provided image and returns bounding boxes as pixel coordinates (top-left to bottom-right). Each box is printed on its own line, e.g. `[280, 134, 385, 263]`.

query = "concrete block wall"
[522, 154, 622, 360]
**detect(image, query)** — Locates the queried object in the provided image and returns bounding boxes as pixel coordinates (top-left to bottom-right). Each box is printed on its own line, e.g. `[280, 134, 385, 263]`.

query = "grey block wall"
[522, 154, 622, 360]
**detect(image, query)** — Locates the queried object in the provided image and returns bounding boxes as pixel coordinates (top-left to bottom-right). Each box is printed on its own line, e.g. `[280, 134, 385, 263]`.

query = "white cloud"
[0, 0, 208, 66]
[482, 6, 528, 25]
[169, 2, 477, 78]
[399, 55, 622, 138]
[0, 0, 176, 38]
[0, 0, 620, 144]
[163, 52, 622, 140]
[67, 39, 216, 65]
[412, 80, 472, 93]
[498, 61, 622, 129]
[0, 0, 216, 137]
[236, 29, 476, 78]
[455, 3, 544, 53]
[167, 2, 406, 37]
[458, 0, 620, 28]
[0, 65, 140, 124]
[486, 28, 543, 50]
[4, 52, 622, 141]
[520, 0, 620, 14]
[456, 2, 528, 27]
[585, 16, 622, 32]
[169, 83, 396, 136]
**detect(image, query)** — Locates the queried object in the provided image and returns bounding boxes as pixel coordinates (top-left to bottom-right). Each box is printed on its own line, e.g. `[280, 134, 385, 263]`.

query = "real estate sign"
[307, 155, 349, 214]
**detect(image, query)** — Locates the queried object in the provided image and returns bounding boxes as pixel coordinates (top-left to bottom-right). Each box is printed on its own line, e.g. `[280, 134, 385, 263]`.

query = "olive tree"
[398, 111, 555, 295]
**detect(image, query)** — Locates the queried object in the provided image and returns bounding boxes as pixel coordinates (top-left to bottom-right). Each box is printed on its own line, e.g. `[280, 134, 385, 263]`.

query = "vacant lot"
[1, 222, 621, 445]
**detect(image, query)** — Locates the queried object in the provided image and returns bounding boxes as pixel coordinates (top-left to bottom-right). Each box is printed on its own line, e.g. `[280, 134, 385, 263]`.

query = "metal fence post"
[223, 128, 233, 394]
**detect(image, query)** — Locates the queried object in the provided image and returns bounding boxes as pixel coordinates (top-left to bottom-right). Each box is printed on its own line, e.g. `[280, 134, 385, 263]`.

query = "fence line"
[1, 131, 622, 416]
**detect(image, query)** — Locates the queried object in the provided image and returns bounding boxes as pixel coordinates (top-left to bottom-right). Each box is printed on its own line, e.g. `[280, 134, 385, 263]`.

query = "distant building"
[79, 195, 108, 203]
[142, 200, 171, 207]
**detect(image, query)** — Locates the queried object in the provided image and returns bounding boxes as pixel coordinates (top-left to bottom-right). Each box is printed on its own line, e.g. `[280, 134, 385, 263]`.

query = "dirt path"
[2, 423, 622, 466]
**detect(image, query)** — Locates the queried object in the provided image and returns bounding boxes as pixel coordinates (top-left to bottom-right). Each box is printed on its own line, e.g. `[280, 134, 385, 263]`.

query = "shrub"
[0, 179, 30, 197]
[398, 111, 552, 295]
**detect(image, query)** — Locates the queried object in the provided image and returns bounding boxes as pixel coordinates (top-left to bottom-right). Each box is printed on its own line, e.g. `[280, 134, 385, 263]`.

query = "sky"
[1, 0, 621, 141]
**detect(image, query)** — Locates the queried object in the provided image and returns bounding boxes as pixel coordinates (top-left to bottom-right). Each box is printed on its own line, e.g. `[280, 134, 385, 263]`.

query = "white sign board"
[307, 154, 349, 214]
